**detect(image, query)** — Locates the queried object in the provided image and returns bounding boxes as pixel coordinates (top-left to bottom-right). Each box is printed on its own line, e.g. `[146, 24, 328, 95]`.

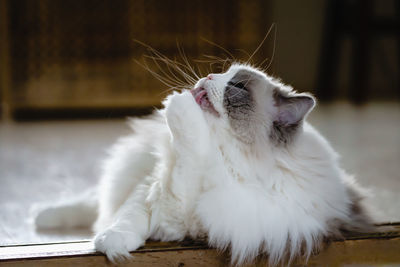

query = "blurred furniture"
[316, 0, 400, 103]
[0, 0, 272, 120]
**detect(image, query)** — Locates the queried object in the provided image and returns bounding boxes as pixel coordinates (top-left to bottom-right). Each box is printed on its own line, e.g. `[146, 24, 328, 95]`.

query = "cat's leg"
[163, 91, 211, 213]
[95, 92, 209, 262]
[35, 188, 97, 229]
[94, 184, 150, 262]
[95, 135, 157, 232]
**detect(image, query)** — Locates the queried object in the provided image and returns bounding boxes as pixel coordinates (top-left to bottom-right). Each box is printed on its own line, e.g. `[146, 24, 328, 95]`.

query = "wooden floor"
[0, 102, 399, 246]
[1, 225, 400, 266]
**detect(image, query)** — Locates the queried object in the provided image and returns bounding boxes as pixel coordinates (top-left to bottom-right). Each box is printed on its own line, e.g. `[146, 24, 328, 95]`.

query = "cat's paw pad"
[94, 228, 144, 263]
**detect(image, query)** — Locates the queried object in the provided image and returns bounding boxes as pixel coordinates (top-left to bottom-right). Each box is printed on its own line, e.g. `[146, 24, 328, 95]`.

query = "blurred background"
[0, 0, 399, 245]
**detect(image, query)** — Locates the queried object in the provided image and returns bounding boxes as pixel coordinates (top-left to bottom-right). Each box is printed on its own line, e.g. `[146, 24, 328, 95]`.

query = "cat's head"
[191, 64, 315, 145]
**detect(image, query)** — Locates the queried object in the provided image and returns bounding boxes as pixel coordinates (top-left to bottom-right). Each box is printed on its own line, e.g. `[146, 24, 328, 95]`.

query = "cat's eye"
[228, 81, 248, 91]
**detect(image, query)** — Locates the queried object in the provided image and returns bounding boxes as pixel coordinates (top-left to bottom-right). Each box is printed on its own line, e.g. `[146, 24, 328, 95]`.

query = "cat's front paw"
[94, 228, 144, 263]
[164, 91, 209, 147]
[164, 90, 202, 122]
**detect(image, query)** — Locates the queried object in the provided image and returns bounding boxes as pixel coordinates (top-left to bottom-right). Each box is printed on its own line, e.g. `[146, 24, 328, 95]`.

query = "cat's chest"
[213, 144, 257, 183]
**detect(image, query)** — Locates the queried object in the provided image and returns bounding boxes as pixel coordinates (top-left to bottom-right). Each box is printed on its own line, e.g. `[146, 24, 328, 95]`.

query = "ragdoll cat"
[35, 63, 372, 265]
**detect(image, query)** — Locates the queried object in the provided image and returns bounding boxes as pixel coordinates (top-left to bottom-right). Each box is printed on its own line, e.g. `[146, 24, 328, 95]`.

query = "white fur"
[35, 64, 369, 265]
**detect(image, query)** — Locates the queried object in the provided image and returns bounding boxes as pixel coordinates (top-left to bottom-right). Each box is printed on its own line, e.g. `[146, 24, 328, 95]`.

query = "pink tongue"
[191, 87, 207, 105]
[196, 91, 207, 104]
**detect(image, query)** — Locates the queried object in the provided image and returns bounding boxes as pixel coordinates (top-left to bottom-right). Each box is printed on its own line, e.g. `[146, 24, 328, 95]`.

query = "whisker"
[157, 84, 191, 97]
[177, 42, 201, 80]
[222, 58, 233, 72]
[141, 53, 188, 87]
[133, 39, 200, 91]
[246, 23, 276, 65]
[196, 64, 205, 78]
[135, 59, 179, 90]
[258, 57, 270, 69]
[200, 37, 235, 60]
[144, 55, 188, 88]
[235, 49, 251, 60]
[150, 55, 191, 87]
[265, 24, 277, 70]
[146, 48, 197, 85]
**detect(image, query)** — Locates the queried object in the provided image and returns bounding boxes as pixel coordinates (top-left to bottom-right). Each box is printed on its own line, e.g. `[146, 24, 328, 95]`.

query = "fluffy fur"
[35, 63, 372, 265]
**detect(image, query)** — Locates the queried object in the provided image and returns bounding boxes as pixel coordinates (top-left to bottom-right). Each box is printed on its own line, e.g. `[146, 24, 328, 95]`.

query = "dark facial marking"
[223, 70, 255, 140]
[228, 70, 255, 90]
[228, 81, 247, 91]
[224, 70, 254, 115]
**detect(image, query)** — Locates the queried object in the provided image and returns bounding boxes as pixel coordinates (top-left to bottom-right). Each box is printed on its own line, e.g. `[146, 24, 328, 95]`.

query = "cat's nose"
[206, 74, 213, 80]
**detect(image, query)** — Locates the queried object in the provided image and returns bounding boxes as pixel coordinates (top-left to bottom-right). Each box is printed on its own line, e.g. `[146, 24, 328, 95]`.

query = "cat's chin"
[191, 87, 219, 116]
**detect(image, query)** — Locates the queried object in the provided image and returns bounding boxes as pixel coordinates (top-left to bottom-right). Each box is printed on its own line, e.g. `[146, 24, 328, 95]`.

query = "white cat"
[35, 63, 372, 265]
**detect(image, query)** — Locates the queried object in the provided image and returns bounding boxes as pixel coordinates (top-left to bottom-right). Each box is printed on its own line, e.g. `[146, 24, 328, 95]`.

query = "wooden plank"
[0, 249, 226, 267]
[1, 224, 399, 266]
[0, 239, 210, 261]
[308, 238, 400, 266]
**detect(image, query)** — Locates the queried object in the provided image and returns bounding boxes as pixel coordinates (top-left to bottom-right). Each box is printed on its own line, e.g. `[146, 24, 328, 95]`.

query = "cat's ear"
[273, 89, 315, 127]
